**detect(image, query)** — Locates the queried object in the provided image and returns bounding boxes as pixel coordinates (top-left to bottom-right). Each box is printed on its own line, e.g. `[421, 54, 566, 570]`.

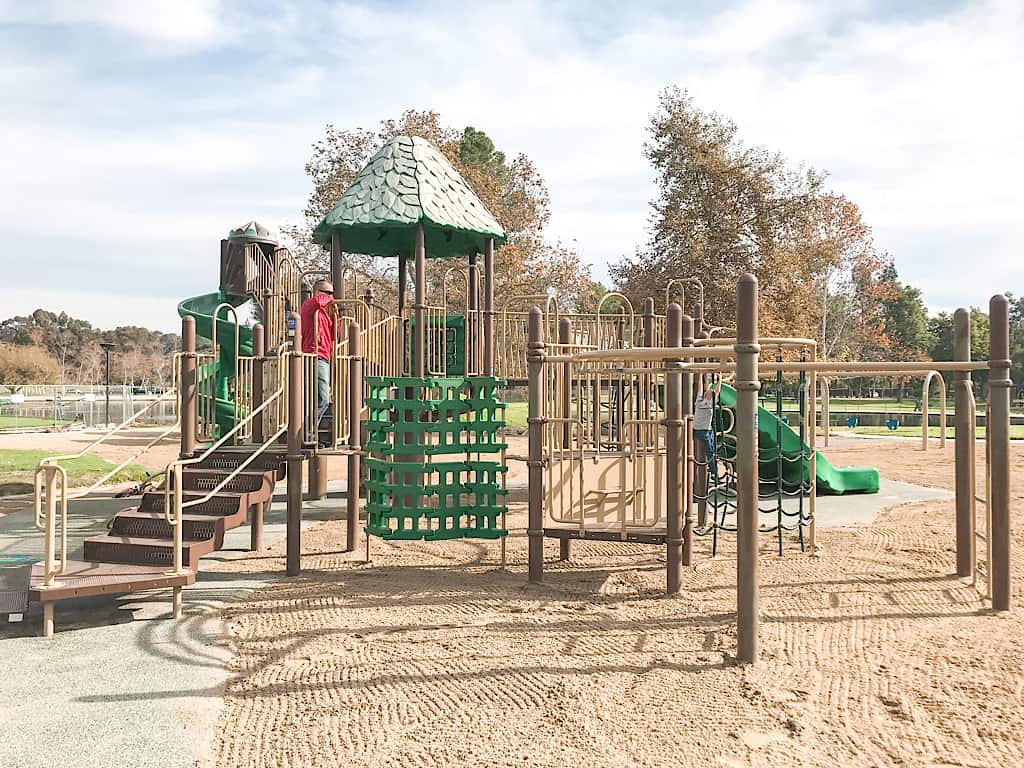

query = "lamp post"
[99, 341, 115, 426]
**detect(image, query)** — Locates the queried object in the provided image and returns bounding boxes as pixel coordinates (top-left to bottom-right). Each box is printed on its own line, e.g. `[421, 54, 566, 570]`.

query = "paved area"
[0, 480, 350, 768]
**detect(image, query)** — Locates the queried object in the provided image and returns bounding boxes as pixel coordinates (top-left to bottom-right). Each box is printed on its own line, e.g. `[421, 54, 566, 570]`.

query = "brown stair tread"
[29, 560, 195, 602]
[83, 535, 218, 565]
[84, 534, 212, 548]
[139, 490, 250, 514]
[114, 509, 230, 526]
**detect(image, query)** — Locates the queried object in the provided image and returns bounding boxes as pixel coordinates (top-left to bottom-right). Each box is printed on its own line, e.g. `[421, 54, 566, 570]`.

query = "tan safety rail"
[33, 356, 184, 587]
[543, 348, 671, 534]
[162, 350, 289, 581]
[265, 250, 304, 351]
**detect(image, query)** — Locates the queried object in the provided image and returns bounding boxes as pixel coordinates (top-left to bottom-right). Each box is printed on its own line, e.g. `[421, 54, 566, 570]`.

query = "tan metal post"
[251, 323, 265, 551]
[468, 250, 479, 374]
[821, 378, 830, 448]
[414, 225, 426, 377]
[483, 238, 495, 376]
[988, 295, 1012, 611]
[180, 316, 197, 458]
[527, 307, 545, 583]
[398, 252, 408, 375]
[643, 297, 654, 346]
[286, 311, 303, 576]
[347, 321, 362, 553]
[558, 317, 572, 562]
[684, 417, 695, 565]
[681, 313, 694, 567]
[735, 274, 761, 664]
[665, 304, 684, 593]
[953, 308, 974, 578]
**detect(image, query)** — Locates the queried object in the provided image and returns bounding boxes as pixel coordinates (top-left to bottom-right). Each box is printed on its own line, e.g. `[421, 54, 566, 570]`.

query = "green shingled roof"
[312, 135, 506, 258]
[228, 220, 277, 244]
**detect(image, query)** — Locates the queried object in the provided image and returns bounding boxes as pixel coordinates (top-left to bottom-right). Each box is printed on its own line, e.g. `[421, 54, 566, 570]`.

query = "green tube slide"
[177, 292, 255, 439]
[716, 383, 879, 495]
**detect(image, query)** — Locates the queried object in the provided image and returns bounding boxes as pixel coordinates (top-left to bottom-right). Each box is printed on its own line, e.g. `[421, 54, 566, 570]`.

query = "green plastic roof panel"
[312, 135, 506, 258]
[228, 220, 278, 244]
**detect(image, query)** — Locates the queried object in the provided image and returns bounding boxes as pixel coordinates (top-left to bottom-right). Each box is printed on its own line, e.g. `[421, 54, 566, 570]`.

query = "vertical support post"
[413, 226, 426, 377]
[953, 308, 974, 578]
[43, 467, 58, 587]
[821, 378, 830, 448]
[330, 232, 343, 300]
[681, 314, 694, 566]
[43, 602, 54, 638]
[483, 238, 495, 376]
[180, 316, 197, 458]
[286, 312, 303, 576]
[347, 321, 363, 553]
[527, 307, 545, 583]
[642, 297, 655, 346]
[665, 304, 684, 593]
[735, 273, 761, 664]
[250, 323, 265, 552]
[558, 317, 572, 561]
[307, 455, 326, 501]
[398, 252, 408, 375]
[988, 295, 1011, 611]
[684, 418, 695, 565]
[468, 250, 479, 374]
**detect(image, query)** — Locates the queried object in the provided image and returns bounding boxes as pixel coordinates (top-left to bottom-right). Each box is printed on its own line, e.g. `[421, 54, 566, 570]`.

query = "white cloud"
[0, 0, 226, 50]
[1, 0, 1021, 331]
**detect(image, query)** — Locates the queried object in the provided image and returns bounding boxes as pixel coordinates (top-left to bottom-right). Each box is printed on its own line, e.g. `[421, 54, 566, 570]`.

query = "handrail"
[162, 353, 289, 576]
[32, 464, 68, 586]
[37, 354, 182, 469]
[31, 355, 184, 586]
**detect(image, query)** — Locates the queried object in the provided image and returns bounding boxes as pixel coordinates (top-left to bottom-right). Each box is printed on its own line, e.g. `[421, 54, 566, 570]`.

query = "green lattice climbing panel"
[364, 375, 509, 541]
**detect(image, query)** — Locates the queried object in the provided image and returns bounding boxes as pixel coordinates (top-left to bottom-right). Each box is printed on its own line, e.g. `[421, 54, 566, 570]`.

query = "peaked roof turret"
[312, 135, 505, 258]
[228, 220, 277, 244]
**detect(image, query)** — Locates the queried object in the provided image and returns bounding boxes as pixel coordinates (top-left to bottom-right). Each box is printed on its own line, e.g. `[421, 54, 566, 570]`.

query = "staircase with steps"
[29, 445, 289, 635]
[83, 447, 287, 568]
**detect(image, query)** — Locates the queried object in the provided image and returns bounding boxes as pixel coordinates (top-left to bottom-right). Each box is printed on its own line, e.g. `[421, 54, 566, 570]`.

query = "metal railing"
[541, 344, 672, 534]
[162, 353, 289, 577]
[33, 356, 184, 587]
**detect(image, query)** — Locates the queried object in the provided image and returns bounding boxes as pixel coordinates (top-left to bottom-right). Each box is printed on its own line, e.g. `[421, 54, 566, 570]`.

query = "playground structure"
[25, 135, 1013, 666]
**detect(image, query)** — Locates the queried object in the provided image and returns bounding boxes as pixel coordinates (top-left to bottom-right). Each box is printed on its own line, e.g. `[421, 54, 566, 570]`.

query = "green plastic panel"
[364, 375, 509, 541]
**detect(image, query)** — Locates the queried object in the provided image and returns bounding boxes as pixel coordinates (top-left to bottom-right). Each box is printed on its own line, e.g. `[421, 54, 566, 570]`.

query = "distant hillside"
[0, 309, 180, 386]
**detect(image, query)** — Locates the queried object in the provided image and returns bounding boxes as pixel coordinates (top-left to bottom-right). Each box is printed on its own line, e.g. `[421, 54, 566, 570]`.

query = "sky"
[1, 0, 1021, 333]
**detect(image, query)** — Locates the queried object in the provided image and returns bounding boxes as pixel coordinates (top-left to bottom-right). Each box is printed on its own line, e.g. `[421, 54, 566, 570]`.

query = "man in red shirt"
[300, 279, 339, 433]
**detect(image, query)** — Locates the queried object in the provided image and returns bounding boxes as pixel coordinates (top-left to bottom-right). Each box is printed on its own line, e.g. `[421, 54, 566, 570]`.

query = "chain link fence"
[0, 384, 177, 431]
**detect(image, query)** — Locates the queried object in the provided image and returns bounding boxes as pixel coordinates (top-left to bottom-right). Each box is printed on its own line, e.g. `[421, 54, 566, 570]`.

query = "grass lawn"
[504, 401, 527, 429]
[0, 449, 150, 496]
[0, 415, 73, 430]
[834, 425, 1024, 440]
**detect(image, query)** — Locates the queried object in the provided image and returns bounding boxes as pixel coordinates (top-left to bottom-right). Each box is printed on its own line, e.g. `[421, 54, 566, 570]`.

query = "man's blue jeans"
[317, 357, 331, 422]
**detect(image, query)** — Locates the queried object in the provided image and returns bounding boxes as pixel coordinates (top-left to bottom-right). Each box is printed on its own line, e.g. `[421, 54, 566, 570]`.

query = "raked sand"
[190, 437, 1024, 767]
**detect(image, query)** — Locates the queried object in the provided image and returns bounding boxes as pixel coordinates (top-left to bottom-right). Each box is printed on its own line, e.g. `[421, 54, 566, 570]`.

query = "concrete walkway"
[0, 481, 349, 768]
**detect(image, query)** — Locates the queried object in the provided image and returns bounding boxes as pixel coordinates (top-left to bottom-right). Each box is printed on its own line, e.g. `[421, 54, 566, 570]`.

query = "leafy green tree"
[612, 88, 882, 342]
[929, 308, 990, 392]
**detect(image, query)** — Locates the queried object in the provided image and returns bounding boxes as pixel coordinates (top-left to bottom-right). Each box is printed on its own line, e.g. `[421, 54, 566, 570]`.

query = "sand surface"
[190, 438, 1024, 766]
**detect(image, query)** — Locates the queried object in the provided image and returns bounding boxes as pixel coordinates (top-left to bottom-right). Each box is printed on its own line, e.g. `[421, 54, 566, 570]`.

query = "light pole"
[99, 341, 115, 426]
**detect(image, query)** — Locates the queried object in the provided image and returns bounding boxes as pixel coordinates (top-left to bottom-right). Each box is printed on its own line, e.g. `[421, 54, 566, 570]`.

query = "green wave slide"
[177, 292, 254, 438]
[716, 383, 879, 495]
